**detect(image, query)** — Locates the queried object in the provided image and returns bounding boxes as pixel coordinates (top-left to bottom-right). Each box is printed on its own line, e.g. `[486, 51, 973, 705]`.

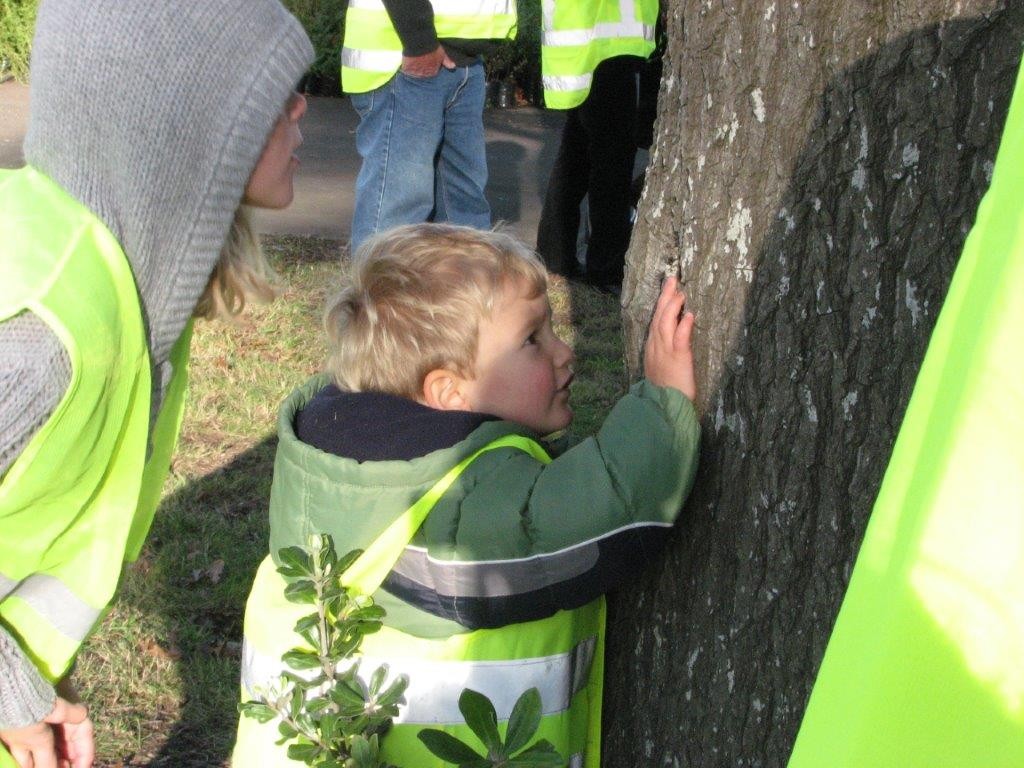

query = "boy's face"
[461, 279, 575, 435]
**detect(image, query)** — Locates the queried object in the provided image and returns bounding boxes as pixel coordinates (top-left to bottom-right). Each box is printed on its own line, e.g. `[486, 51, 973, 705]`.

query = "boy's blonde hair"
[194, 206, 278, 320]
[326, 223, 548, 398]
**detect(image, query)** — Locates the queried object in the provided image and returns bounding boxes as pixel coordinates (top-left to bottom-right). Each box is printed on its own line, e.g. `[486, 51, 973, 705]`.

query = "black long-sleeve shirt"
[381, 0, 503, 65]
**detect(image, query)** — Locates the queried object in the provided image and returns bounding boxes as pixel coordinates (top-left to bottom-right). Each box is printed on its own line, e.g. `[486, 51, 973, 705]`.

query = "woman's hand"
[0, 697, 94, 768]
[644, 276, 697, 401]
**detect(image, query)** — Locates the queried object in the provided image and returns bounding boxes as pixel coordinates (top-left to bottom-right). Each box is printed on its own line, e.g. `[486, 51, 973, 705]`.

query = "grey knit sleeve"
[0, 626, 56, 730]
[0, 312, 71, 478]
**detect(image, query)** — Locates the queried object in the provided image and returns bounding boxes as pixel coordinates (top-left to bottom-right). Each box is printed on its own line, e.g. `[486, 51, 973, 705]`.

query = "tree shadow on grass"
[133, 436, 279, 768]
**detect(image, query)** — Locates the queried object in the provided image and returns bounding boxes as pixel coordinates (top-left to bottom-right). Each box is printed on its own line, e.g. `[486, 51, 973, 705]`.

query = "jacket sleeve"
[0, 312, 71, 479]
[0, 313, 67, 725]
[0, 625, 56, 730]
[383, 380, 701, 628]
[379, 0, 440, 57]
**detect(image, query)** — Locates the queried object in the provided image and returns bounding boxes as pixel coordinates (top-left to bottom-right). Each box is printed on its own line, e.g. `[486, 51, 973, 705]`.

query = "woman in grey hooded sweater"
[0, 1, 313, 766]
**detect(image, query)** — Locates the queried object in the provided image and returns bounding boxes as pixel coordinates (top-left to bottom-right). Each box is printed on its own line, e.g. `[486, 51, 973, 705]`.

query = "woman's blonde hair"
[325, 223, 548, 398]
[194, 206, 278, 320]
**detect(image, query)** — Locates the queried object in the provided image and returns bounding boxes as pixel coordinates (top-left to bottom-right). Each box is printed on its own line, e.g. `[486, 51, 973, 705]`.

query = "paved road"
[0, 80, 563, 245]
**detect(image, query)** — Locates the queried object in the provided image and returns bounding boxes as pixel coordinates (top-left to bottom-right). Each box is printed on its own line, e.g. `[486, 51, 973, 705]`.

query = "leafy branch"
[239, 534, 408, 768]
[241, 535, 565, 768]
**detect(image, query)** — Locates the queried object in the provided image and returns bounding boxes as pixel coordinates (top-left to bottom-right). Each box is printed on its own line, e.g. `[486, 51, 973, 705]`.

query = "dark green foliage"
[418, 688, 563, 767]
[281, 0, 347, 95]
[485, 0, 542, 104]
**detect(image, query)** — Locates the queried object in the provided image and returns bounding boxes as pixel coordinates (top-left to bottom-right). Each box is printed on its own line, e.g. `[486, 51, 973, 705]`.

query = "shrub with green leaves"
[418, 688, 563, 768]
[281, 0, 346, 95]
[0, 0, 37, 83]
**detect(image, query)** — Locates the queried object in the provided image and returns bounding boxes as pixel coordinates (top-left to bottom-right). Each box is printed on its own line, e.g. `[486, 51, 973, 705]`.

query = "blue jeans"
[349, 62, 491, 252]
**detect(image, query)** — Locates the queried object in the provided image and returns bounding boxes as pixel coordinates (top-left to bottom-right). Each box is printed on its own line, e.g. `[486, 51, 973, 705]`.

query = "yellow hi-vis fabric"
[540, 0, 657, 109]
[788, 61, 1024, 766]
[340, 0, 517, 94]
[233, 435, 605, 768]
[0, 167, 190, 693]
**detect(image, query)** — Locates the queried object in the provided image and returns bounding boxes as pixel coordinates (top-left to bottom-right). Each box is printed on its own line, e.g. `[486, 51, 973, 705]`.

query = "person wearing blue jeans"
[342, 0, 514, 252]
[350, 62, 490, 250]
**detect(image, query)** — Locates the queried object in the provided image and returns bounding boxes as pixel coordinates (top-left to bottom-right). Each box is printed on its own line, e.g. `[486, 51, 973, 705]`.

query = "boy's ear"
[422, 369, 472, 412]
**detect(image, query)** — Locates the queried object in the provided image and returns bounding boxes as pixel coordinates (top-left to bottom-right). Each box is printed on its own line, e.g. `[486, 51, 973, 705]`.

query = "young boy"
[232, 224, 700, 767]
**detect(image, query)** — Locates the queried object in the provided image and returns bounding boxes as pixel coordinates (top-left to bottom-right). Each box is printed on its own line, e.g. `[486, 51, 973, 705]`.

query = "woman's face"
[243, 92, 307, 209]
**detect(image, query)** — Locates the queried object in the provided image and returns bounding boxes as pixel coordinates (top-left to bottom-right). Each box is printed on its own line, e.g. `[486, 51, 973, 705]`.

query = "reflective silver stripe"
[4, 574, 99, 642]
[241, 637, 316, 696]
[569, 755, 584, 768]
[393, 520, 671, 598]
[0, 572, 17, 600]
[393, 540, 597, 597]
[387, 636, 596, 724]
[543, 21, 653, 48]
[342, 47, 402, 73]
[543, 73, 592, 94]
[242, 636, 597, 725]
[347, 0, 514, 14]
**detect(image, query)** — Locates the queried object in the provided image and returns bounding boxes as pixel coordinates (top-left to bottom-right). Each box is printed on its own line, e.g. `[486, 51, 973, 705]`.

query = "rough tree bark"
[606, 2, 1024, 765]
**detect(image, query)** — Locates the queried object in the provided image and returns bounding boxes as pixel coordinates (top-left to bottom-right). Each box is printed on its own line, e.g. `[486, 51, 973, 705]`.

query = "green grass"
[75, 235, 625, 766]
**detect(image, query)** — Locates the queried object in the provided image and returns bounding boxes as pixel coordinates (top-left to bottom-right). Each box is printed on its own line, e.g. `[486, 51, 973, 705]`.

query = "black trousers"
[536, 56, 641, 286]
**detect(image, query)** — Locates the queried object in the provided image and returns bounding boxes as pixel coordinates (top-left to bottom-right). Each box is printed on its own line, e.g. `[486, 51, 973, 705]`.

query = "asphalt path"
[0, 80, 564, 246]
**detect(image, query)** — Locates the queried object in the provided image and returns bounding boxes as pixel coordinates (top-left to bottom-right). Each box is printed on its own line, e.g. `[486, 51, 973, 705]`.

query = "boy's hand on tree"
[644, 276, 697, 401]
[0, 697, 94, 768]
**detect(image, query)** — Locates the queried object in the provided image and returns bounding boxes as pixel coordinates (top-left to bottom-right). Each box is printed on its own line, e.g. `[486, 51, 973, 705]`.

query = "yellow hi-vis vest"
[541, 0, 657, 109]
[0, 167, 191, 686]
[340, 0, 517, 94]
[788, 57, 1024, 768]
[233, 436, 605, 768]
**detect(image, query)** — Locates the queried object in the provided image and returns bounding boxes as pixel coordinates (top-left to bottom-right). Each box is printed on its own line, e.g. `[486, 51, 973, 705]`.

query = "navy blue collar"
[294, 384, 495, 462]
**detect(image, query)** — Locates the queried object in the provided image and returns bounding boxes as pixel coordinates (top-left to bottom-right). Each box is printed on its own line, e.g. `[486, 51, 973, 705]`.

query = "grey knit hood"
[23, 0, 314, 368]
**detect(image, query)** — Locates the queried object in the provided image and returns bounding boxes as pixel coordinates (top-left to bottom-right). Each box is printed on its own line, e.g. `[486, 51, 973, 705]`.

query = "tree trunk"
[607, 1, 1024, 764]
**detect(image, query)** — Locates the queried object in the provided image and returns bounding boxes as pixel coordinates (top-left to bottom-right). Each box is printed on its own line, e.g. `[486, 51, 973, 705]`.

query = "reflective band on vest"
[242, 632, 596, 725]
[367, 638, 596, 724]
[542, 21, 654, 47]
[346, 0, 513, 15]
[543, 73, 593, 93]
[341, 47, 401, 73]
[0, 573, 99, 644]
[540, 0, 657, 109]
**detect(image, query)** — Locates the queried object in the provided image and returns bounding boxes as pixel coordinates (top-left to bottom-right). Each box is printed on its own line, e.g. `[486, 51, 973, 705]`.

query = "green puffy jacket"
[267, 374, 700, 637]
[234, 374, 699, 766]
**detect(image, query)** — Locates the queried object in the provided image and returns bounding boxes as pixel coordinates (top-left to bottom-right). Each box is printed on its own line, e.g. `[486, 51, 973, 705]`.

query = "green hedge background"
[0, 0, 35, 82]
[1, 0, 542, 103]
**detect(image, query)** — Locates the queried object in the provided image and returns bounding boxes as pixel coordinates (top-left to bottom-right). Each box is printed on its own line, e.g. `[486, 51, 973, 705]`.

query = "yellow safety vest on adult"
[233, 433, 604, 768]
[0, 167, 190, 684]
[541, 0, 658, 109]
[340, 0, 517, 93]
